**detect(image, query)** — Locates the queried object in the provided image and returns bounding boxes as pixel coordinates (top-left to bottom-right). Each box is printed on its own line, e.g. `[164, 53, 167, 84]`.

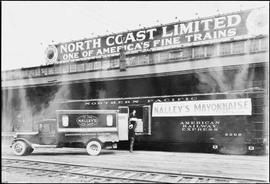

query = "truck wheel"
[86, 141, 102, 156]
[12, 141, 29, 156]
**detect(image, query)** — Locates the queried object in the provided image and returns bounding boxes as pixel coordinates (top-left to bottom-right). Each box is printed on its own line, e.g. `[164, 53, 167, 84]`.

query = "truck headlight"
[62, 115, 69, 127]
[106, 115, 113, 126]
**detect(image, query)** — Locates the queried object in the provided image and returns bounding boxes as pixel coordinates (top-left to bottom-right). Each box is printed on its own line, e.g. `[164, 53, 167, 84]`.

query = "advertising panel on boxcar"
[151, 116, 248, 140]
[152, 98, 252, 117]
[150, 98, 252, 144]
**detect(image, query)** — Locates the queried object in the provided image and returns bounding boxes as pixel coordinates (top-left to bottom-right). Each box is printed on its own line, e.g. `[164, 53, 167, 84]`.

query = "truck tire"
[12, 141, 30, 156]
[86, 140, 102, 156]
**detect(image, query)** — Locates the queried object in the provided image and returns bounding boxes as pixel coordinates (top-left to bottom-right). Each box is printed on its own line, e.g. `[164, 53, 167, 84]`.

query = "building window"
[261, 38, 268, 51]
[127, 56, 138, 66]
[194, 46, 205, 58]
[35, 68, 41, 76]
[101, 60, 110, 70]
[23, 70, 29, 78]
[169, 50, 183, 60]
[249, 39, 260, 53]
[93, 61, 102, 70]
[110, 58, 119, 68]
[54, 65, 60, 75]
[10, 71, 16, 80]
[2, 71, 8, 80]
[3, 71, 9, 80]
[28, 69, 36, 77]
[148, 54, 155, 64]
[61, 64, 70, 73]
[182, 48, 192, 59]
[20, 70, 27, 79]
[85, 62, 94, 71]
[14, 71, 21, 79]
[152, 53, 160, 63]
[40, 67, 48, 76]
[76, 63, 85, 72]
[70, 64, 77, 72]
[219, 42, 231, 56]
[10, 71, 17, 79]
[159, 52, 169, 62]
[206, 45, 215, 57]
[48, 67, 55, 75]
[232, 41, 245, 54]
[252, 80, 265, 88]
[6, 71, 12, 80]
[138, 54, 149, 65]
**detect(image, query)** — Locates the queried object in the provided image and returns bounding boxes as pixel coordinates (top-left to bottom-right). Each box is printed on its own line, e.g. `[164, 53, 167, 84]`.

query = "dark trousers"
[129, 137, 135, 152]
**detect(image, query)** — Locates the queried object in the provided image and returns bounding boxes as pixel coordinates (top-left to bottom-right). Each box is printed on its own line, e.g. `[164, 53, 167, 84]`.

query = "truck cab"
[11, 110, 129, 156]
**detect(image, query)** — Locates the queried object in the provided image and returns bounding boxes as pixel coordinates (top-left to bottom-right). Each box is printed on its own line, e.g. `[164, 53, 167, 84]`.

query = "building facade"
[2, 8, 269, 153]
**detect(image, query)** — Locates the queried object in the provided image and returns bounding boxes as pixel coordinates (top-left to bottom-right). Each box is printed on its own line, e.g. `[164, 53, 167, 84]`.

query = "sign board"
[45, 8, 268, 64]
[76, 115, 98, 127]
[152, 98, 252, 117]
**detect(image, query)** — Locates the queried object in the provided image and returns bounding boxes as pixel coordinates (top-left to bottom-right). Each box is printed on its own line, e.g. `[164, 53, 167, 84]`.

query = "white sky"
[2, 1, 268, 71]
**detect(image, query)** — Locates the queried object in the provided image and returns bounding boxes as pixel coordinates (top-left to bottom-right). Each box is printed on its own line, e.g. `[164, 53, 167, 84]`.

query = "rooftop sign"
[45, 8, 268, 64]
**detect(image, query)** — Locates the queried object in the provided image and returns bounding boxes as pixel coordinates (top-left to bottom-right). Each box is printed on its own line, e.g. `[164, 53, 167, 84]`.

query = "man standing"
[129, 110, 137, 152]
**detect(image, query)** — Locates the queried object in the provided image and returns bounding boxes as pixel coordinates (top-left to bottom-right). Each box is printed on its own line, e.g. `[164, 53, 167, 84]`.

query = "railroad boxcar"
[11, 110, 129, 156]
[57, 89, 267, 155]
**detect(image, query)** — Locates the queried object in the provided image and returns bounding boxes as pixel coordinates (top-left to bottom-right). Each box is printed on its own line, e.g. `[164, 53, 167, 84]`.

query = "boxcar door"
[118, 106, 129, 140]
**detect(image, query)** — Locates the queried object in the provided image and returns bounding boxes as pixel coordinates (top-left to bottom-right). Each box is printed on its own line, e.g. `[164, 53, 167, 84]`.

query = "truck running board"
[31, 144, 58, 148]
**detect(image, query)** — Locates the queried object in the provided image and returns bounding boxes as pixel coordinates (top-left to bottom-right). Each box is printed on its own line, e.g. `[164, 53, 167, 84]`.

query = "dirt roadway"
[2, 143, 269, 183]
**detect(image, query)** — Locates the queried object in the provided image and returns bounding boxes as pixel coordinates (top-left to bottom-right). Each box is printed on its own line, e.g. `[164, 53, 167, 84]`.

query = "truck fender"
[11, 138, 33, 148]
[86, 138, 103, 148]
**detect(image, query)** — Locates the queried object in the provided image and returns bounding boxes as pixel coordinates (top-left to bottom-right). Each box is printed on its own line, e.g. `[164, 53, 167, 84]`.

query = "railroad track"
[2, 158, 266, 183]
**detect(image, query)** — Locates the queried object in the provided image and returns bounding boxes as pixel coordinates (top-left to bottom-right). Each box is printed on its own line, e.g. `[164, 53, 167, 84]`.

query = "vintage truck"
[11, 109, 129, 156]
